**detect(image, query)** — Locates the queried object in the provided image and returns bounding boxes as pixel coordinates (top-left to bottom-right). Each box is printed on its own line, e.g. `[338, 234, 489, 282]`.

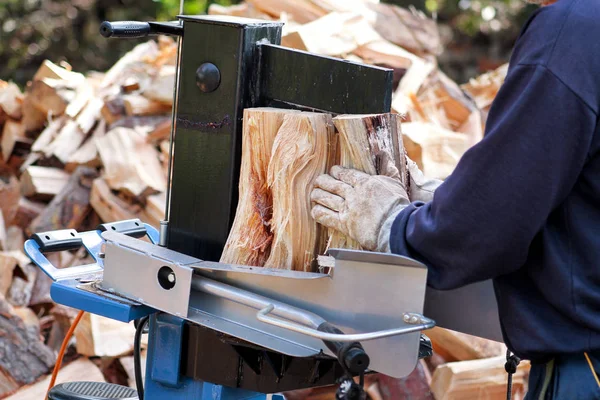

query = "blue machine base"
[144, 313, 285, 400]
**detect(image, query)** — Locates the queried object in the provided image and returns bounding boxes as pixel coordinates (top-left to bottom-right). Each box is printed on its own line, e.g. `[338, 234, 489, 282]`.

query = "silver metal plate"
[101, 231, 429, 378]
[425, 281, 502, 342]
[101, 238, 194, 318]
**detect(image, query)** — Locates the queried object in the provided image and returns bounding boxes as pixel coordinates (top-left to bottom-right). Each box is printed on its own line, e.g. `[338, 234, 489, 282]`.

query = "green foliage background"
[0, 0, 536, 87]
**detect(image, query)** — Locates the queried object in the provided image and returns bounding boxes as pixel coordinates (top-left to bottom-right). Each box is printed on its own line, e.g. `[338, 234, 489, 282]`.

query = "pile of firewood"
[0, 38, 172, 399]
[0, 0, 521, 399]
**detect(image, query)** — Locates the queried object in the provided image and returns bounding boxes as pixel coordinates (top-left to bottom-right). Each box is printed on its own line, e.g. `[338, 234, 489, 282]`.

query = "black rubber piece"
[97, 219, 147, 238]
[419, 333, 433, 359]
[31, 229, 82, 252]
[100, 21, 151, 38]
[317, 322, 370, 376]
[48, 381, 138, 399]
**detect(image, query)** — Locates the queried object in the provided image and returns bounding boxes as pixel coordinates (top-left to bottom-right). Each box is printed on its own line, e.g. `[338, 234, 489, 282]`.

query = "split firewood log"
[90, 178, 142, 223]
[28, 166, 98, 234]
[245, 0, 328, 23]
[222, 108, 336, 272]
[264, 111, 335, 272]
[0, 166, 21, 225]
[74, 314, 136, 357]
[326, 113, 408, 250]
[282, 12, 380, 57]
[366, 2, 442, 57]
[0, 81, 23, 120]
[20, 166, 71, 201]
[1, 120, 27, 163]
[401, 122, 471, 180]
[95, 127, 166, 199]
[220, 108, 295, 267]
[430, 356, 530, 400]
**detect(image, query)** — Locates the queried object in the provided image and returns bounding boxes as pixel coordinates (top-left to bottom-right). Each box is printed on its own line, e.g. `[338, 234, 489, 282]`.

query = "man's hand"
[310, 165, 410, 252]
[407, 158, 443, 203]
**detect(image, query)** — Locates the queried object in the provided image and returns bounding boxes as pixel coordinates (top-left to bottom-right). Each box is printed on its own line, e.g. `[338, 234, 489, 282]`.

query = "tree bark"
[327, 113, 408, 250]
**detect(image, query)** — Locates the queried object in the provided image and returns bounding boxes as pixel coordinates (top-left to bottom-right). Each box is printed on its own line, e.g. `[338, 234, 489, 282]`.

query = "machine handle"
[24, 230, 105, 282]
[100, 21, 183, 39]
[257, 305, 435, 342]
[317, 322, 370, 375]
[24, 222, 161, 282]
[31, 229, 83, 252]
[100, 21, 151, 38]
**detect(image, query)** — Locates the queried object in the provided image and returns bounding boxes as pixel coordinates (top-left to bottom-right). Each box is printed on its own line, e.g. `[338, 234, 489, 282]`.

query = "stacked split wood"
[0, 39, 174, 398]
[210, 0, 510, 180]
[0, 1, 513, 398]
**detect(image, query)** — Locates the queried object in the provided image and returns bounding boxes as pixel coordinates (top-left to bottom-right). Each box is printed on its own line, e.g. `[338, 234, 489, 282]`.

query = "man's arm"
[390, 63, 597, 290]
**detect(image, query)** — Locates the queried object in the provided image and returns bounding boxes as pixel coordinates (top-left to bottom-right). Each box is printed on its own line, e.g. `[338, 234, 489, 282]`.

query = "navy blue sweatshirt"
[390, 0, 600, 363]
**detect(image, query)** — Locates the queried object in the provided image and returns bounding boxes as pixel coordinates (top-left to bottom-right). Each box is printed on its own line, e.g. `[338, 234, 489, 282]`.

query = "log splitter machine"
[23, 10, 504, 400]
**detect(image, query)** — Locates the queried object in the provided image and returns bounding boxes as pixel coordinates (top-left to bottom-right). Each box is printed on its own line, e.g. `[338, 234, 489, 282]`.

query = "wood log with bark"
[5, 358, 105, 400]
[327, 113, 408, 250]
[29, 166, 98, 234]
[430, 356, 530, 400]
[220, 108, 336, 272]
[0, 294, 55, 398]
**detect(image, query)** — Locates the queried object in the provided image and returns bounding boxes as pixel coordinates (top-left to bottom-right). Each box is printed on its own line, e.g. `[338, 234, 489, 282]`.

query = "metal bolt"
[196, 63, 221, 93]
[403, 314, 411, 323]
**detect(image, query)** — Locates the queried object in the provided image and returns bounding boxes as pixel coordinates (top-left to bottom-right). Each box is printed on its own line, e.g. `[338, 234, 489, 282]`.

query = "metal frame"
[166, 15, 393, 262]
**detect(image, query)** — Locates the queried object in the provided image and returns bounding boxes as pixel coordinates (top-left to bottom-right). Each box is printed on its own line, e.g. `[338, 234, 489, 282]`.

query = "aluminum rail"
[191, 275, 435, 343]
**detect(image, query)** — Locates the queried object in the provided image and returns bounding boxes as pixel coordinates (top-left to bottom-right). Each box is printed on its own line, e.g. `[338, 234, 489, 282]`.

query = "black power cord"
[134, 316, 150, 400]
[505, 349, 521, 400]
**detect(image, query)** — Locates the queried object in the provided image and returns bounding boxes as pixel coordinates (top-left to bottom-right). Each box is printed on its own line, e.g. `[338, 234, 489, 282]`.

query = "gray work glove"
[310, 164, 410, 253]
[406, 158, 443, 203]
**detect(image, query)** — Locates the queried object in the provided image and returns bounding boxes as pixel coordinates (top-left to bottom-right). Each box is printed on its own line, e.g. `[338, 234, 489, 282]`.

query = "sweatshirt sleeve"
[389, 64, 597, 290]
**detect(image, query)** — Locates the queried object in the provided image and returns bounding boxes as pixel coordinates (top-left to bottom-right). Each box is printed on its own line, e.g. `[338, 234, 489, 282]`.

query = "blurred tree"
[383, 0, 537, 81]
[0, 0, 238, 87]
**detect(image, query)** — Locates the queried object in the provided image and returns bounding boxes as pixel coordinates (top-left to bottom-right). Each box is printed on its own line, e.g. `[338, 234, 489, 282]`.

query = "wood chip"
[221, 108, 293, 267]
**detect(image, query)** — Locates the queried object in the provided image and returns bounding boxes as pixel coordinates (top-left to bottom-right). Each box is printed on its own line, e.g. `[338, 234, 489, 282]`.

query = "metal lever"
[257, 306, 435, 342]
[100, 21, 183, 38]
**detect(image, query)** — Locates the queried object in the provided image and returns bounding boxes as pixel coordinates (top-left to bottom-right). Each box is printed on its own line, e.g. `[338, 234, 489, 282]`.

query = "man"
[310, 0, 600, 397]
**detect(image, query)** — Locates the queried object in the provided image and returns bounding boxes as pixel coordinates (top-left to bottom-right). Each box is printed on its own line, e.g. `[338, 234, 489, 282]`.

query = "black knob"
[317, 322, 370, 375]
[343, 346, 370, 376]
[196, 63, 221, 93]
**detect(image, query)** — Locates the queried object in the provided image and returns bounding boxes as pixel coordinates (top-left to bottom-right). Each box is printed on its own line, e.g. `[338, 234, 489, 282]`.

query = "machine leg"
[143, 313, 284, 400]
